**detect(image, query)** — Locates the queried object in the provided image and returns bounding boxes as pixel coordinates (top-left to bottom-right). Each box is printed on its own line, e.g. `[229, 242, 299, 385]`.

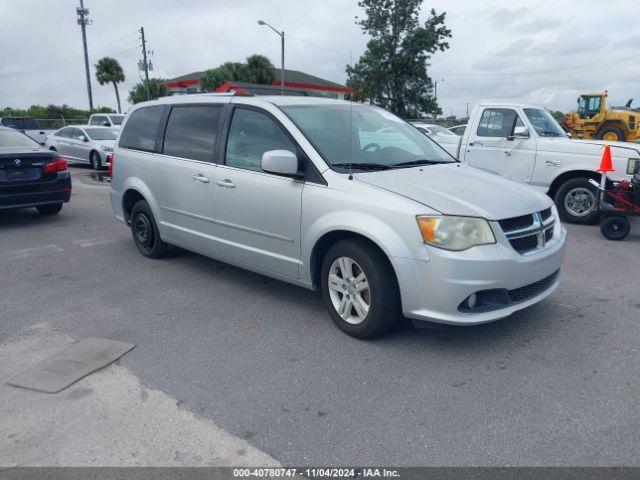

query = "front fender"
[300, 210, 425, 285]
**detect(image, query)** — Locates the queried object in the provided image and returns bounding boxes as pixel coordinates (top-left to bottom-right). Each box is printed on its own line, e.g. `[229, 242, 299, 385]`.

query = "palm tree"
[95, 57, 125, 113]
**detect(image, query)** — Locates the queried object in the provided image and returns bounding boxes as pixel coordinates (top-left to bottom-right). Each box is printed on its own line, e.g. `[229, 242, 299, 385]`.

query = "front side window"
[280, 104, 453, 171]
[68, 128, 84, 140]
[119, 106, 164, 152]
[225, 108, 296, 172]
[524, 109, 565, 137]
[162, 105, 221, 162]
[477, 108, 523, 137]
[85, 127, 117, 141]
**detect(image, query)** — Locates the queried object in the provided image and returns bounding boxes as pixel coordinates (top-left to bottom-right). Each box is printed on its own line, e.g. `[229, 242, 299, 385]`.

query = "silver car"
[45, 125, 116, 170]
[110, 94, 567, 338]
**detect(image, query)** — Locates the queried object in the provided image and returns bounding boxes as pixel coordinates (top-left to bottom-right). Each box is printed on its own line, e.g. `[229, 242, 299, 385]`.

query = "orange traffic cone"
[597, 145, 615, 173]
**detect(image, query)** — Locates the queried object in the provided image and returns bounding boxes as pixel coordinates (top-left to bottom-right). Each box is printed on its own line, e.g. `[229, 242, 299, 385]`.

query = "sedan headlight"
[416, 215, 496, 251]
[99, 145, 113, 152]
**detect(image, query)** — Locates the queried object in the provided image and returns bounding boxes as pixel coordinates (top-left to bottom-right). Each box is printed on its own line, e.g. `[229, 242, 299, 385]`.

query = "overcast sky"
[1, 0, 638, 117]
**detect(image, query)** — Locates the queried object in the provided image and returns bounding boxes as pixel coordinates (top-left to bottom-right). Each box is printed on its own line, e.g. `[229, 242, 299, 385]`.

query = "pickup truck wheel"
[320, 239, 400, 338]
[555, 178, 599, 224]
[596, 126, 625, 142]
[130, 200, 168, 259]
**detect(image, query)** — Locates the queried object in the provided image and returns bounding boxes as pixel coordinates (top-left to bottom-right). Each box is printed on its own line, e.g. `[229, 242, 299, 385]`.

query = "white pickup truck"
[432, 103, 640, 223]
[0, 117, 55, 145]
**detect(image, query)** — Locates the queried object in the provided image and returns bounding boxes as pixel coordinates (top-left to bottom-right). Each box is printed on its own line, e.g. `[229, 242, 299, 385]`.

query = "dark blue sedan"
[0, 126, 71, 214]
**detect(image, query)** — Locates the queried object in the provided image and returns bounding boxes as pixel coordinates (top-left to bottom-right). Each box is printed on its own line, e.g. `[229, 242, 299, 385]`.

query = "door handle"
[216, 179, 235, 188]
[469, 141, 483, 146]
[192, 173, 210, 183]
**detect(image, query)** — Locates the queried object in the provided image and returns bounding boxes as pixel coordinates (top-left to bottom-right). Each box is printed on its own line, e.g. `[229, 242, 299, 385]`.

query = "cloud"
[0, 0, 637, 118]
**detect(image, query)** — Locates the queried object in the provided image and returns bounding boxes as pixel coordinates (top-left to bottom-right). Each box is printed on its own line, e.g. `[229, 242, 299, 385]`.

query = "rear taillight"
[107, 153, 114, 177]
[44, 158, 68, 173]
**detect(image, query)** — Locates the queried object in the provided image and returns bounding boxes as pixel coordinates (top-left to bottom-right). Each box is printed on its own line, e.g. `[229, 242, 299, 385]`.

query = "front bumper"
[393, 223, 567, 325]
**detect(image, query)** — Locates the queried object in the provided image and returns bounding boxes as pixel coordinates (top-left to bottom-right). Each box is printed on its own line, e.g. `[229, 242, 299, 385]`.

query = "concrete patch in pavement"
[0, 324, 279, 467]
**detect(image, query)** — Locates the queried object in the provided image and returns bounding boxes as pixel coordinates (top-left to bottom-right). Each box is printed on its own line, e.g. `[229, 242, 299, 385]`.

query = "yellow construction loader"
[563, 92, 639, 142]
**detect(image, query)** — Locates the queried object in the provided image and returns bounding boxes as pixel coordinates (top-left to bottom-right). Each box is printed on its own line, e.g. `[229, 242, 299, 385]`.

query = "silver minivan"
[110, 94, 566, 338]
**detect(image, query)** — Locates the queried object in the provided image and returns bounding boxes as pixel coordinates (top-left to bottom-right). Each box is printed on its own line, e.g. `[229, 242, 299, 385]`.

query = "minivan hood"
[355, 163, 552, 220]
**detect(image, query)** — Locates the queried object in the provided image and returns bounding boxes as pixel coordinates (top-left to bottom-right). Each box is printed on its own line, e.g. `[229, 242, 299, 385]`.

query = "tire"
[600, 215, 630, 240]
[320, 239, 400, 338]
[130, 200, 168, 258]
[36, 203, 63, 215]
[596, 125, 626, 142]
[89, 151, 101, 171]
[555, 177, 599, 224]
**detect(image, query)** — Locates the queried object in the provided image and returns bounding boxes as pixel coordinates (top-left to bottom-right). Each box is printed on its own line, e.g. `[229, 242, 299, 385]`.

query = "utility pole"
[139, 27, 151, 100]
[76, 0, 93, 110]
[465, 102, 469, 118]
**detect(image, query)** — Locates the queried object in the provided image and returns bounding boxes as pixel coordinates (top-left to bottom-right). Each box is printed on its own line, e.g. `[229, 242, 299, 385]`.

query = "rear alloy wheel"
[130, 200, 168, 258]
[321, 239, 400, 338]
[600, 215, 630, 241]
[37, 204, 63, 215]
[90, 151, 101, 171]
[555, 177, 599, 224]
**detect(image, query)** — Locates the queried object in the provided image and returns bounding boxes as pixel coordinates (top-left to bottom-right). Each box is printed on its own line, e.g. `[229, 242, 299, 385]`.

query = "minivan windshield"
[280, 104, 455, 171]
[523, 108, 566, 137]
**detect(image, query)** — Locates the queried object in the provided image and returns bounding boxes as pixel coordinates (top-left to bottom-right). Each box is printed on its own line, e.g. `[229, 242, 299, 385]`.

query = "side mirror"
[79, 135, 88, 142]
[509, 126, 529, 140]
[102, 121, 110, 127]
[261, 150, 301, 177]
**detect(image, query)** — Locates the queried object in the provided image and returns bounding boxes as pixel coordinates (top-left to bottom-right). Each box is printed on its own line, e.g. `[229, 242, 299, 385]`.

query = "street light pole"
[258, 20, 285, 95]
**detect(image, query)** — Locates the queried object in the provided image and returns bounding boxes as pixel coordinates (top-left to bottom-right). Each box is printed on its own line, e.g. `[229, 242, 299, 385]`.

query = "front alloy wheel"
[320, 239, 400, 338]
[327, 257, 371, 325]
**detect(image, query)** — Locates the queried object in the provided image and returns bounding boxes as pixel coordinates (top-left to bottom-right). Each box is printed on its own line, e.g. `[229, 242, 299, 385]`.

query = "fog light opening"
[465, 293, 478, 309]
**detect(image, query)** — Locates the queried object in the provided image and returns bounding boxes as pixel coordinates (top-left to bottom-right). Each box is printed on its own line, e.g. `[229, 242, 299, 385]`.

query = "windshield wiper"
[332, 162, 391, 171]
[390, 159, 450, 168]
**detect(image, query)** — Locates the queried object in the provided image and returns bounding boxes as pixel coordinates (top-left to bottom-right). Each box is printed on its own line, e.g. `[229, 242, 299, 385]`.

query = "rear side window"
[89, 116, 103, 125]
[162, 105, 221, 162]
[119, 106, 164, 152]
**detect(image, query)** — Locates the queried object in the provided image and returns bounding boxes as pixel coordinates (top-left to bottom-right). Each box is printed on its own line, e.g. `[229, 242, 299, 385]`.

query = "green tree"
[95, 57, 126, 113]
[347, 0, 451, 118]
[128, 78, 169, 104]
[246, 54, 276, 84]
[199, 55, 275, 92]
[550, 110, 565, 121]
[200, 62, 249, 92]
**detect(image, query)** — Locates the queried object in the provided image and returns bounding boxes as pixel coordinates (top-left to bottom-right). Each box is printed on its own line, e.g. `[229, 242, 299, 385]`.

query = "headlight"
[99, 145, 113, 152]
[416, 215, 496, 251]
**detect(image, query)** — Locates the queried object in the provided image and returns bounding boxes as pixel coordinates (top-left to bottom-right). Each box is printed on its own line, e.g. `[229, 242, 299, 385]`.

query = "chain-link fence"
[34, 118, 88, 130]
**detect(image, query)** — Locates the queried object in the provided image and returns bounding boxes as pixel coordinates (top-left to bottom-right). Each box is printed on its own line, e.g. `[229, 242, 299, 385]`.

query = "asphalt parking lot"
[1, 166, 639, 467]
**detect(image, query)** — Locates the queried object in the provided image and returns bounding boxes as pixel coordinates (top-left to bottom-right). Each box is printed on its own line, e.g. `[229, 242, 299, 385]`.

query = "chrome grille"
[499, 209, 556, 254]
